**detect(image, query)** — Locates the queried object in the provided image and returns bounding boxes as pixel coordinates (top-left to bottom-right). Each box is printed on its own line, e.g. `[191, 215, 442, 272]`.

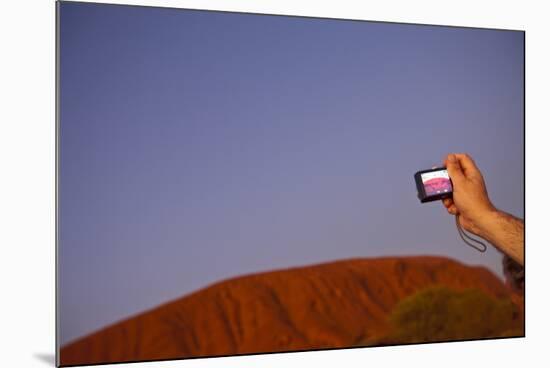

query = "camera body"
[414, 167, 453, 203]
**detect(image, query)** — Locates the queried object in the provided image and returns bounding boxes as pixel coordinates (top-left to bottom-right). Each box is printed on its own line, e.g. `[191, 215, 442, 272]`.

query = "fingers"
[447, 205, 458, 215]
[442, 197, 457, 215]
[444, 153, 465, 184]
[454, 153, 481, 178]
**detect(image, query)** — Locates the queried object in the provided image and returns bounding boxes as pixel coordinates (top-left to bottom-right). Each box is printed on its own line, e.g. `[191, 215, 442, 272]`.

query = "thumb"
[445, 153, 465, 184]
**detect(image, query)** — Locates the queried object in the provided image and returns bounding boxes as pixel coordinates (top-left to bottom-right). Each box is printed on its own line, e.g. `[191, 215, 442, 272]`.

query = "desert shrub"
[386, 286, 522, 344]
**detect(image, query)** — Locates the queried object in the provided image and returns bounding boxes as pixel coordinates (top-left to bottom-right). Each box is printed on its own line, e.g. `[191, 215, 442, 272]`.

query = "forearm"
[477, 209, 524, 266]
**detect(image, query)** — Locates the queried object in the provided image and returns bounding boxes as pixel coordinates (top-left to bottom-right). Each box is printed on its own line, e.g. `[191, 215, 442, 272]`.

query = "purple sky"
[58, 2, 524, 345]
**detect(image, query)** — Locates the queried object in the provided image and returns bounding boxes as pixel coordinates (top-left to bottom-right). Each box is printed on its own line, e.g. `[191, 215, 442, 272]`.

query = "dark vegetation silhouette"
[384, 286, 523, 344]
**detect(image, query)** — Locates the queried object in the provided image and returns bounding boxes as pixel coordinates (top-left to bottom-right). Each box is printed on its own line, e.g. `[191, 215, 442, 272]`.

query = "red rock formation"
[60, 256, 521, 366]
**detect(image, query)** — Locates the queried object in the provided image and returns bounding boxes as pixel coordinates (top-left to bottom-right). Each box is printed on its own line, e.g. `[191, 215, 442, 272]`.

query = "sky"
[58, 2, 524, 346]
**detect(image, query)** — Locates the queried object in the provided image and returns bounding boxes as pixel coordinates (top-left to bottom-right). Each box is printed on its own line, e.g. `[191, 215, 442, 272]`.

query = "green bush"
[386, 286, 522, 344]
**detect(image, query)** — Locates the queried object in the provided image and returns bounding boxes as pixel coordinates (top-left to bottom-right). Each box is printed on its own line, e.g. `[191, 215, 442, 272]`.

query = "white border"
[1, 1, 549, 367]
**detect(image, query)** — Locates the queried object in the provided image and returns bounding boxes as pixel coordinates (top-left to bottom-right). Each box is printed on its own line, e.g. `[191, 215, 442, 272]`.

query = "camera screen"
[421, 170, 452, 196]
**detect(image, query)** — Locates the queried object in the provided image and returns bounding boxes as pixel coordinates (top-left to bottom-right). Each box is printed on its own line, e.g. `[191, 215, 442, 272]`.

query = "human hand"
[441, 153, 497, 236]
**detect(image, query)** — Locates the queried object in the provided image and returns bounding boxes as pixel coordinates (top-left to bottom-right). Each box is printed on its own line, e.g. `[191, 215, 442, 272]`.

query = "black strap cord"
[455, 214, 487, 253]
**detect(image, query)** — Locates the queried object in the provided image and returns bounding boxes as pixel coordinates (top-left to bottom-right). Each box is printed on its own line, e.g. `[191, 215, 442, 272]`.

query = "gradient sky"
[58, 2, 524, 345]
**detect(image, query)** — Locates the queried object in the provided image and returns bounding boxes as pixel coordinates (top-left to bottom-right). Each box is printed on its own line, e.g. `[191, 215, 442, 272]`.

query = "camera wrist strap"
[455, 214, 487, 253]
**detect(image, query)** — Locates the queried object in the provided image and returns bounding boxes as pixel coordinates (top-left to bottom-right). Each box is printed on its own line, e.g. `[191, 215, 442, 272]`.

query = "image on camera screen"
[421, 170, 452, 196]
